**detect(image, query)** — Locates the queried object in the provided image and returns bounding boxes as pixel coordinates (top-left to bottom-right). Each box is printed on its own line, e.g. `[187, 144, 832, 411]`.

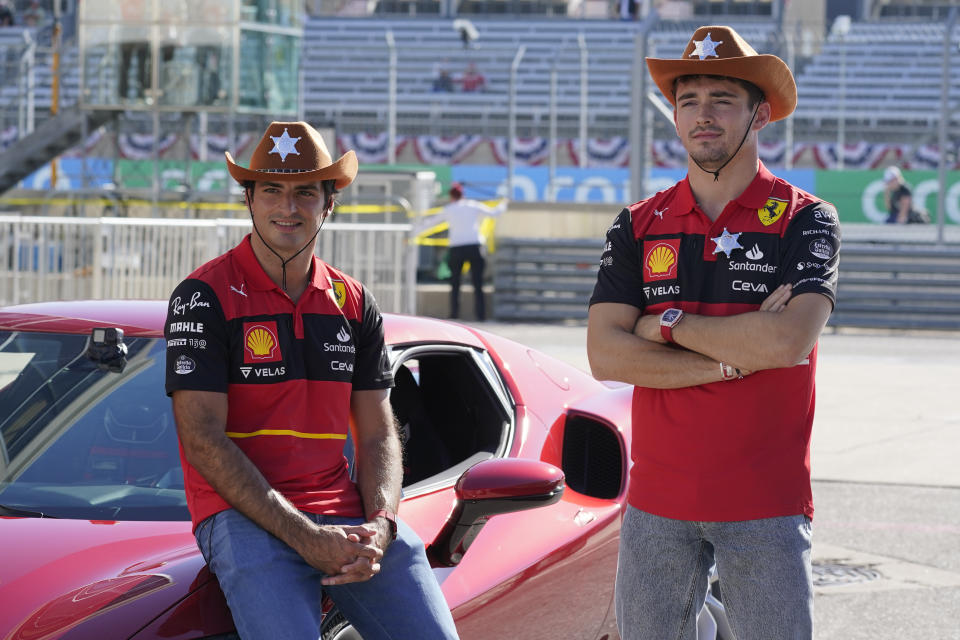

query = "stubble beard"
[687, 133, 731, 169]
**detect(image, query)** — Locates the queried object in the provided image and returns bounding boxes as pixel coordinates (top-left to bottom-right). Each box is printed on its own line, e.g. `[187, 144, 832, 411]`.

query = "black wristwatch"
[659, 308, 684, 343]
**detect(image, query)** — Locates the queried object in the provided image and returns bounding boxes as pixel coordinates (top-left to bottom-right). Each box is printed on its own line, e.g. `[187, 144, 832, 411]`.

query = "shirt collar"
[733, 161, 776, 209]
[672, 177, 698, 216]
[236, 234, 331, 293]
[672, 161, 775, 216]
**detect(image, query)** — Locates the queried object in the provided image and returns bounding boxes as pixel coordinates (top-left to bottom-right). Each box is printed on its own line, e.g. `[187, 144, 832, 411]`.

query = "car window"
[0, 332, 186, 521]
[391, 347, 513, 493]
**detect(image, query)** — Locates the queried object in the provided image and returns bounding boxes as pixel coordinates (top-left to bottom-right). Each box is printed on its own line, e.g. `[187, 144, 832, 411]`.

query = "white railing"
[0, 216, 414, 313]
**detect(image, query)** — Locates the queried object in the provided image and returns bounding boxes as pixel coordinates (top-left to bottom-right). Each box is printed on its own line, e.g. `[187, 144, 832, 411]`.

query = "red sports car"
[0, 301, 729, 640]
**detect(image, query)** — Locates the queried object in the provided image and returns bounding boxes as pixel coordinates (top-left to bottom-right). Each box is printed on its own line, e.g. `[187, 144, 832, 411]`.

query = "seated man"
[166, 120, 460, 640]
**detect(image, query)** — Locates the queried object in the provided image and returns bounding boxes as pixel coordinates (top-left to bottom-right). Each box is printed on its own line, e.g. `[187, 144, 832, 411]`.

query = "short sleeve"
[165, 279, 230, 396]
[589, 208, 646, 310]
[350, 287, 394, 390]
[780, 202, 841, 309]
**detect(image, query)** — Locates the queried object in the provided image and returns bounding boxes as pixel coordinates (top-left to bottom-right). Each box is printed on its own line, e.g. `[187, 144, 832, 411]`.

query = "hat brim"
[225, 149, 358, 190]
[646, 55, 797, 122]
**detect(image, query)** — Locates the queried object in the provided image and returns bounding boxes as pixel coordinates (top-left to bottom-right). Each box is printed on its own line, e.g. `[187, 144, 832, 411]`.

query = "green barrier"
[815, 170, 960, 225]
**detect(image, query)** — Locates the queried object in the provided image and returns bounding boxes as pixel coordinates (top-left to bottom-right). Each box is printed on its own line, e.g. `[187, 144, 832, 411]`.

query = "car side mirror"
[426, 458, 564, 567]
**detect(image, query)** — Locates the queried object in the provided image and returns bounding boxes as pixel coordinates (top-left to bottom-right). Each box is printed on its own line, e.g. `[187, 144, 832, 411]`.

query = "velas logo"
[330, 279, 346, 309]
[243, 321, 282, 363]
[758, 198, 787, 226]
[643, 239, 681, 281]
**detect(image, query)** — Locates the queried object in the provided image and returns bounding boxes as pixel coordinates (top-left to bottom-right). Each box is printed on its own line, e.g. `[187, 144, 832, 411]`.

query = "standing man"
[165, 121, 460, 640]
[427, 182, 506, 321]
[587, 26, 840, 640]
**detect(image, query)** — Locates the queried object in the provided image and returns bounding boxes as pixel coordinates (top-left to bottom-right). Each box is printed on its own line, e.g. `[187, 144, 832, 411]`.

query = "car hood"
[0, 517, 211, 640]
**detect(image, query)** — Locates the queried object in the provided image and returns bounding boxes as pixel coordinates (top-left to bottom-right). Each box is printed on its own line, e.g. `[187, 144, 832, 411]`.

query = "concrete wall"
[493, 201, 616, 240]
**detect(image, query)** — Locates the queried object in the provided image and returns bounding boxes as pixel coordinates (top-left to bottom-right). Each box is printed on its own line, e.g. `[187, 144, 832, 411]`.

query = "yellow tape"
[226, 429, 347, 440]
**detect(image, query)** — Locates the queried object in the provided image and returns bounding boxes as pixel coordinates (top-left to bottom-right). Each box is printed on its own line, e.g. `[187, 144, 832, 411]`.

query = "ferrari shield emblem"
[758, 198, 787, 226]
[330, 279, 346, 309]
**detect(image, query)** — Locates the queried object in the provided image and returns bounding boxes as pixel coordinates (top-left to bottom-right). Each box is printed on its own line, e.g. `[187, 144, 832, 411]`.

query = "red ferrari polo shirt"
[590, 163, 840, 522]
[165, 235, 394, 530]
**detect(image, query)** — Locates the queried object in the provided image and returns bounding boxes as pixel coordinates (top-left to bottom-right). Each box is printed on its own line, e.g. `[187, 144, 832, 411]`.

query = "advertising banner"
[450, 166, 816, 205]
[814, 170, 960, 225]
[21, 158, 115, 190]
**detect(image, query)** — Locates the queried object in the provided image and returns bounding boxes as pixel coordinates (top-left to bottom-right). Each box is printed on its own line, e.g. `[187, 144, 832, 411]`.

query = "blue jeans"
[195, 509, 460, 640]
[615, 506, 813, 640]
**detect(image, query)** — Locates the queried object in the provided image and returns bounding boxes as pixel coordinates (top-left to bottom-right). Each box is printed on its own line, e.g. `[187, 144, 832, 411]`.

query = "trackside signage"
[815, 170, 960, 225]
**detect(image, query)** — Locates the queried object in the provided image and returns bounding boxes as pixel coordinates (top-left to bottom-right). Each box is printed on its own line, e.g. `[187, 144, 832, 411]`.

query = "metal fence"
[492, 227, 960, 329]
[0, 215, 415, 313]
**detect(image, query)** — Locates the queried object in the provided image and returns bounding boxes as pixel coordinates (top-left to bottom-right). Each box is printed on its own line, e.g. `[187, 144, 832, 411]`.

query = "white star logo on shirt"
[690, 33, 723, 60]
[711, 227, 743, 258]
[269, 128, 301, 162]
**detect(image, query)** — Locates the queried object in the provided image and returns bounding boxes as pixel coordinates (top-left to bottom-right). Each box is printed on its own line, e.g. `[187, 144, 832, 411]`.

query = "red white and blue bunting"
[811, 142, 893, 170]
[568, 137, 630, 168]
[117, 132, 178, 159]
[412, 134, 483, 165]
[12, 128, 960, 171]
[489, 136, 551, 166]
[902, 144, 947, 170]
[337, 132, 410, 164]
[189, 133, 254, 161]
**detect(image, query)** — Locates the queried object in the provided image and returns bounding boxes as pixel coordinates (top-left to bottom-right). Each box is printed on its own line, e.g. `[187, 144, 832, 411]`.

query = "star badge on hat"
[270, 128, 301, 162]
[690, 32, 723, 60]
[711, 228, 743, 258]
[645, 25, 797, 122]
[225, 121, 358, 189]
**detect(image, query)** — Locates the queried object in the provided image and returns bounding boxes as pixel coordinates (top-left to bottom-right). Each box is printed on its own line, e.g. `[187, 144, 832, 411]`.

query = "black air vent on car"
[561, 415, 623, 499]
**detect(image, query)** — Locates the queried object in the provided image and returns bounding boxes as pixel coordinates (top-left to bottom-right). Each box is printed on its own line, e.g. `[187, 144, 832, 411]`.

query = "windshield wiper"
[0, 504, 58, 518]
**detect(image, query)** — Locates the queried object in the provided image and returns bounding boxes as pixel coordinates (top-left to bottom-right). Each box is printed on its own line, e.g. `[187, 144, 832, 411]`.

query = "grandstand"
[300, 17, 779, 139]
[793, 20, 960, 136]
[0, 0, 957, 182]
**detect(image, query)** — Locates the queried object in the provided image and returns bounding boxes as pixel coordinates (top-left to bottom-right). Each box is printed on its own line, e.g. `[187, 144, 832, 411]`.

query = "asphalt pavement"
[468, 321, 960, 640]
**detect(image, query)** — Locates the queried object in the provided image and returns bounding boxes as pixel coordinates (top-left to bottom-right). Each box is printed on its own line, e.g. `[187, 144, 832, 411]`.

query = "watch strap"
[660, 322, 674, 344]
[660, 308, 682, 344]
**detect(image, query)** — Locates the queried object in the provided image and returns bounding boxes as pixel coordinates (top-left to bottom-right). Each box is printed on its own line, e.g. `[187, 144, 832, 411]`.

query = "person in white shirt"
[426, 182, 507, 321]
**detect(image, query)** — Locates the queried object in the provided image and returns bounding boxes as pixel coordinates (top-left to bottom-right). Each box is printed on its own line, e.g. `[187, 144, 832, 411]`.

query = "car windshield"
[0, 331, 187, 521]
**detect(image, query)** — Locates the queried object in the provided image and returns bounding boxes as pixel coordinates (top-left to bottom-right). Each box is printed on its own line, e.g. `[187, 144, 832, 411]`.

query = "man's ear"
[752, 101, 772, 131]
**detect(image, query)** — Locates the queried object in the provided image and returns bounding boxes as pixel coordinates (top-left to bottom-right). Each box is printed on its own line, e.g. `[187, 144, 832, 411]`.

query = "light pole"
[831, 15, 851, 170]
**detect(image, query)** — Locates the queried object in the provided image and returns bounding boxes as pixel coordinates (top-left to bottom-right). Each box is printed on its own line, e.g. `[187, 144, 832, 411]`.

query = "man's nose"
[695, 104, 714, 124]
[283, 192, 298, 213]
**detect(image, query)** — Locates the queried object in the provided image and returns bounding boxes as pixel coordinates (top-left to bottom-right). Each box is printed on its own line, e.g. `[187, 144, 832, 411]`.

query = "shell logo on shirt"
[243, 321, 282, 363]
[758, 198, 787, 226]
[330, 279, 347, 309]
[643, 239, 681, 281]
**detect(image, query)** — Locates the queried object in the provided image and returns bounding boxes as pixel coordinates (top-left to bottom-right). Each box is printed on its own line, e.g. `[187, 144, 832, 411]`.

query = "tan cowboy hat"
[646, 25, 797, 122]
[225, 121, 358, 189]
